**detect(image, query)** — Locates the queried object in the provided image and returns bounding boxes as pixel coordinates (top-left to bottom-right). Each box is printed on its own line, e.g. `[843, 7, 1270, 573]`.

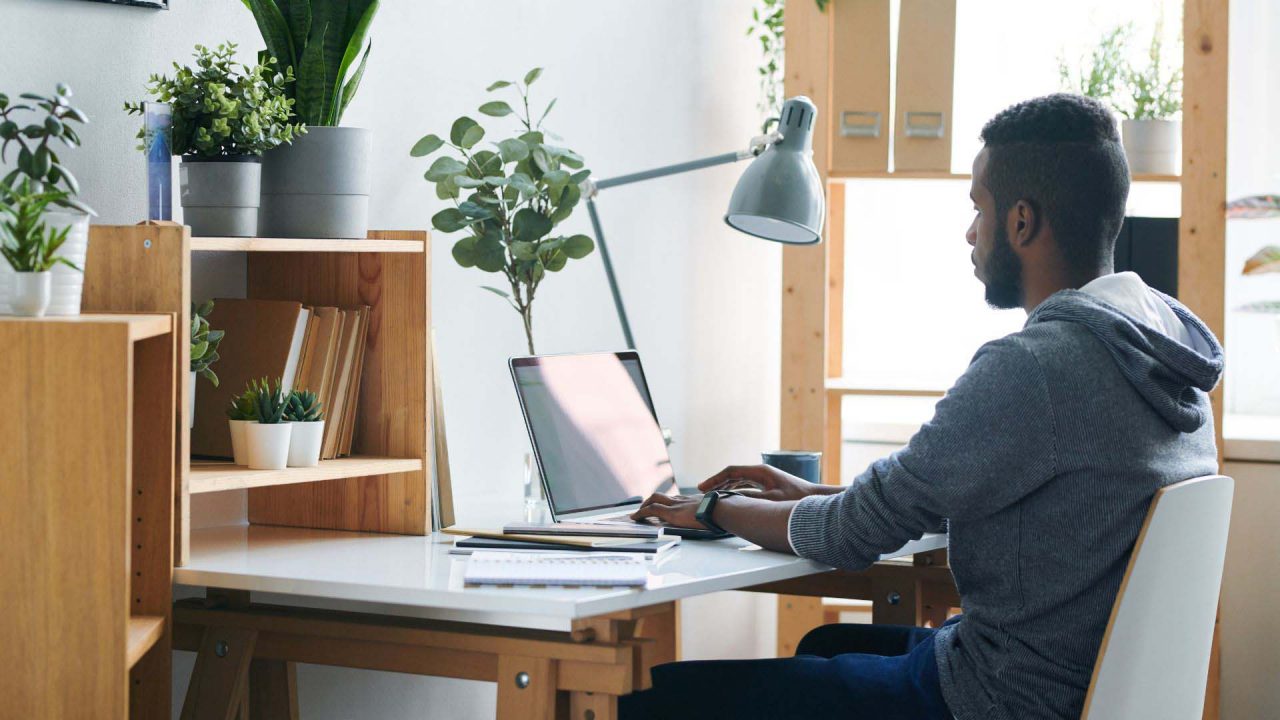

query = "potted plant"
[284, 389, 325, 467]
[226, 379, 263, 466]
[0, 180, 81, 316]
[244, 377, 292, 470]
[0, 84, 94, 315]
[125, 42, 303, 237]
[243, 0, 378, 239]
[409, 69, 595, 354]
[190, 299, 224, 428]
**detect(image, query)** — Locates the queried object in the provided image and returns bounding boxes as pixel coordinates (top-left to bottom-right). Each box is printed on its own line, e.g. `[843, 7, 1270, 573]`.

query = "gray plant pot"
[180, 156, 262, 237]
[259, 126, 371, 239]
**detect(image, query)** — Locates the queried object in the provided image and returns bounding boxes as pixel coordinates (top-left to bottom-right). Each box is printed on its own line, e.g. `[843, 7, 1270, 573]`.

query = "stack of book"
[443, 525, 681, 559]
[191, 298, 371, 460]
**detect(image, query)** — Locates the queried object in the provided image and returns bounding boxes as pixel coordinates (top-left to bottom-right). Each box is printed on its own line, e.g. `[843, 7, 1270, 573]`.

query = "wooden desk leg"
[180, 626, 257, 720]
[777, 595, 825, 656]
[248, 659, 298, 720]
[496, 655, 558, 720]
[635, 603, 677, 667]
[569, 691, 618, 720]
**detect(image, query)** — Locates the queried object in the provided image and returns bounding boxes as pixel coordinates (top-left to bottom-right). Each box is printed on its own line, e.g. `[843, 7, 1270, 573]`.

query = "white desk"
[171, 523, 947, 719]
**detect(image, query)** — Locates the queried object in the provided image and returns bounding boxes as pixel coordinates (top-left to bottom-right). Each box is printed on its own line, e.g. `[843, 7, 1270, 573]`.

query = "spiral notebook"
[463, 552, 649, 587]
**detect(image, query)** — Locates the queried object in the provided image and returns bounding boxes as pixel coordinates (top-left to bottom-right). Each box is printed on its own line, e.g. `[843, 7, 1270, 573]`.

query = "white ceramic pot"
[1122, 119, 1181, 175]
[9, 271, 52, 317]
[188, 371, 197, 429]
[0, 210, 88, 315]
[228, 419, 254, 466]
[244, 422, 293, 470]
[286, 420, 325, 467]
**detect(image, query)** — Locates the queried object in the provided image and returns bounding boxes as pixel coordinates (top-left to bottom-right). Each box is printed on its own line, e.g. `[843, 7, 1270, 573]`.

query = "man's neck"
[1021, 266, 1112, 313]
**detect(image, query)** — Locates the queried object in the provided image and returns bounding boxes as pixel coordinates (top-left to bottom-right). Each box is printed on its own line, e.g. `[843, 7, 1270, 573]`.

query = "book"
[322, 309, 360, 459]
[463, 552, 649, 587]
[280, 307, 311, 391]
[429, 328, 455, 530]
[338, 306, 369, 456]
[303, 307, 341, 404]
[502, 521, 663, 540]
[191, 298, 307, 458]
[441, 527, 646, 548]
[452, 536, 680, 557]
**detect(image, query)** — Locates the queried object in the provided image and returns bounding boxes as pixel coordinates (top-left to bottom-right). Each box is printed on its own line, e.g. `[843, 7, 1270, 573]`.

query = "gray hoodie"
[788, 280, 1224, 720]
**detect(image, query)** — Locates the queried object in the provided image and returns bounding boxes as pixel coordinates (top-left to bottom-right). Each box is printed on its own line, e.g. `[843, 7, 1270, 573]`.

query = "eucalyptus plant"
[1124, 16, 1182, 121]
[0, 84, 93, 215]
[285, 389, 324, 422]
[253, 377, 288, 424]
[241, 0, 378, 126]
[124, 43, 304, 158]
[410, 68, 595, 354]
[1059, 20, 1181, 121]
[191, 300, 225, 387]
[0, 179, 79, 273]
[1058, 24, 1130, 105]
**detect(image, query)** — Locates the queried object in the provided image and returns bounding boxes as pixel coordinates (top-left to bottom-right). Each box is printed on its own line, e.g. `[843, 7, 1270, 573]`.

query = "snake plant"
[241, 0, 378, 127]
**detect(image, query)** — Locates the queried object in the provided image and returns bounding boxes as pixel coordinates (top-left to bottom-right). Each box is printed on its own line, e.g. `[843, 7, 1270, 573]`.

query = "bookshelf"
[0, 313, 175, 719]
[82, 224, 433, 566]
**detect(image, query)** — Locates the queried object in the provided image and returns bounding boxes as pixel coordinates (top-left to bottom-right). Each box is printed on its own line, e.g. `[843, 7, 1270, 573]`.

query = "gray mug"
[761, 450, 822, 484]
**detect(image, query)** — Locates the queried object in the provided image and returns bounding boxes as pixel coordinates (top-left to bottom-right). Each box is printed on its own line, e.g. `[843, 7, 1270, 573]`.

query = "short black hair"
[979, 93, 1130, 277]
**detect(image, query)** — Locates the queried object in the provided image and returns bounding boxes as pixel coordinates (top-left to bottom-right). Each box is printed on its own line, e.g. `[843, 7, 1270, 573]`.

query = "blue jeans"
[619, 621, 954, 719]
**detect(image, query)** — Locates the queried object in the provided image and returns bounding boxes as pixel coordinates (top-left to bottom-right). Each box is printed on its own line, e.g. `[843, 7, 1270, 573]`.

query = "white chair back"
[1081, 475, 1234, 720]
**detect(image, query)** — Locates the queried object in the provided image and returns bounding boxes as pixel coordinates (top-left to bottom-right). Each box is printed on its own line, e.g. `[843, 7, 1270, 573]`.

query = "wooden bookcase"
[780, 0, 1229, 714]
[81, 225, 433, 565]
[0, 313, 175, 719]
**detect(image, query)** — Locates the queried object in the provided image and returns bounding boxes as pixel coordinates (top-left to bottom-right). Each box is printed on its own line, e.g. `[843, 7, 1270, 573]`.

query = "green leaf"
[541, 169, 570, 189]
[538, 98, 557, 126]
[549, 183, 581, 223]
[531, 146, 553, 173]
[431, 207, 467, 233]
[450, 116, 484, 149]
[330, 0, 378, 125]
[451, 236, 477, 267]
[457, 200, 492, 218]
[563, 234, 595, 259]
[435, 175, 460, 200]
[468, 150, 503, 178]
[473, 231, 507, 272]
[513, 208, 553, 242]
[198, 299, 215, 316]
[242, 0, 296, 76]
[452, 174, 486, 189]
[544, 250, 567, 272]
[337, 41, 372, 123]
[508, 172, 537, 197]
[284, 0, 310, 57]
[424, 156, 467, 181]
[479, 101, 514, 117]
[297, 21, 330, 125]
[510, 241, 536, 261]
[524, 67, 543, 85]
[483, 176, 509, 187]
[496, 138, 529, 163]
[410, 133, 445, 157]
[486, 80, 512, 91]
[480, 285, 511, 299]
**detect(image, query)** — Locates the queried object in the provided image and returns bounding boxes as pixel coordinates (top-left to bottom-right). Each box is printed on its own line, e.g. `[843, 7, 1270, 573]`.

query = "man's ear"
[1010, 199, 1041, 247]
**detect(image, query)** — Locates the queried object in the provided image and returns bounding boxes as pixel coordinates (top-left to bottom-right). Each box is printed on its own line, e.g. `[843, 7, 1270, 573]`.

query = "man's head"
[967, 93, 1130, 310]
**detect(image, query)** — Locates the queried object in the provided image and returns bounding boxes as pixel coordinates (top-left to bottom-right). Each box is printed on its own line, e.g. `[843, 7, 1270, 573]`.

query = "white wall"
[0, 0, 784, 715]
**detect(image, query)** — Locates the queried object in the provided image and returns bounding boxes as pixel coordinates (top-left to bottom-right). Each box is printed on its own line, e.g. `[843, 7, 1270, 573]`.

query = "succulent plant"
[284, 389, 324, 422]
[252, 377, 288, 424]
[190, 299, 225, 387]
[226, 378, 263, 421]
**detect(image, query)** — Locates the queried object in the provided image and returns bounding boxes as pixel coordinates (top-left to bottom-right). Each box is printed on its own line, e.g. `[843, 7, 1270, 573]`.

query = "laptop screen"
[510, 352, 677, 516]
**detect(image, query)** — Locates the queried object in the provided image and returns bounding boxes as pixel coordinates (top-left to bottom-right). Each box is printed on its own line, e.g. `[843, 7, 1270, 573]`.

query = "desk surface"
[174, 524, 946, 631]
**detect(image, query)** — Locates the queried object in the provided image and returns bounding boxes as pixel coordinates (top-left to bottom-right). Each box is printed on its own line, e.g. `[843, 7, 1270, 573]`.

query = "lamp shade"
[724, 96, 826, 245]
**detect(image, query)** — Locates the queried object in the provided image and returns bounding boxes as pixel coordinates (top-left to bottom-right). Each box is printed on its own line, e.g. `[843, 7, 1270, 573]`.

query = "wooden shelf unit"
[82, 225, 434, 566]
[1, 313, 176, 719]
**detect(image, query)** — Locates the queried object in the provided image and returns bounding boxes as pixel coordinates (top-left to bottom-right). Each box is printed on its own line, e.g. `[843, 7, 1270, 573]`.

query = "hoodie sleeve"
[788, 337, 1057, 570]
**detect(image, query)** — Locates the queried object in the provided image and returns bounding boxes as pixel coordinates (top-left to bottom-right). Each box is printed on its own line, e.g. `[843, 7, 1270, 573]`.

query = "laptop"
[509, 351, 730, 539]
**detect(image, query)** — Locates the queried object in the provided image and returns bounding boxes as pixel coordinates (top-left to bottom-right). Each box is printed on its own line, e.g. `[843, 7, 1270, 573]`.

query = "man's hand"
[698, 464, 834, 502]
[629, 492, 705, 529]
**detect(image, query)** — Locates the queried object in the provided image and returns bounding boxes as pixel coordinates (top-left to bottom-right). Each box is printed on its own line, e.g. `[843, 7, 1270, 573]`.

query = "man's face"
[967, 148, 1023, 309]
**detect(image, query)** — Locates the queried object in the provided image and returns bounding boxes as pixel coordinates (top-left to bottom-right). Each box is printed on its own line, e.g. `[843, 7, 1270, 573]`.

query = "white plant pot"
[0, 210, 88, 316]
[9, 271, 52, 317]
[244, 422, 293, 470]
[287, 420, 325, 468]
[228, 419, 254, 466]
[188, 371, 197, 429]
[1122, 119, 1181, 176]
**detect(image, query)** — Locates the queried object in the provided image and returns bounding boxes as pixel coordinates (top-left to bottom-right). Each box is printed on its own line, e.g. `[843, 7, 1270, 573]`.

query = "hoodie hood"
[1028, 288, 1224, 433]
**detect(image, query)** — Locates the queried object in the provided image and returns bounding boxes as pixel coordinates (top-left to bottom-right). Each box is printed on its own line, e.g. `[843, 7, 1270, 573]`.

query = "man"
[620, 94, 1223, 719]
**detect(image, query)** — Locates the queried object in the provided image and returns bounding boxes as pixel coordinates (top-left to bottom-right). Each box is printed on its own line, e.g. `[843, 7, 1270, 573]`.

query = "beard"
[982, 222, 1024, 309]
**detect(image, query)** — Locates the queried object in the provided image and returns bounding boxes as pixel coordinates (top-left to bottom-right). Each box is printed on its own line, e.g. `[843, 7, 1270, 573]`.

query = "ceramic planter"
[9, 271, 52, 316]
[286, 420, 325, 468]
[259, 127, 371, 239]
[180, 156, 262, 237]
[0, 210, 89, 315]
[228, 419, 254, 466]
[244, 422, 293, 470]
[1122, 119, 1180, 176]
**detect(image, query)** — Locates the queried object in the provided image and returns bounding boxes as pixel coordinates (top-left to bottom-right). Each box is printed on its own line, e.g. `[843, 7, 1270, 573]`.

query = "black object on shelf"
[1115, 217, 1178, 298]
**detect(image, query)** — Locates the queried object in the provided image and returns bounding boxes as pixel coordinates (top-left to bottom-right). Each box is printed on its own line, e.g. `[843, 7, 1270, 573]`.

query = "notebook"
[452, 536, 680, 557]
[463, 552, 649, 587]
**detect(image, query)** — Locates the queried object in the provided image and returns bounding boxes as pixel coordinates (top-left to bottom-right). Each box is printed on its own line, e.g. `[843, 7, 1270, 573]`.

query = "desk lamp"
[581, 96, 826, 349]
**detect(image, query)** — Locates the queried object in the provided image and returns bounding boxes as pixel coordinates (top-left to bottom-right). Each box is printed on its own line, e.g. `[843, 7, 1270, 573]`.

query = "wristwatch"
[695, 490, 741, 533]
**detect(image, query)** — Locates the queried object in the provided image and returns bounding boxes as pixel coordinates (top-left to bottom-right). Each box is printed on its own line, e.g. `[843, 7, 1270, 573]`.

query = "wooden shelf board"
[191, 236, 425, 253]
[825, 380, 946, 398]
[0, 313, 171, 341]
[190, 455, 425, 494]
[828, 171, 1180, 183]
[126, 615, 164, 668]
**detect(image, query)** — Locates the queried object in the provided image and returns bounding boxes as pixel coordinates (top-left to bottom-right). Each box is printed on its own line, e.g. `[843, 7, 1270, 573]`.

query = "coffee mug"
[761, 450, 822, 484]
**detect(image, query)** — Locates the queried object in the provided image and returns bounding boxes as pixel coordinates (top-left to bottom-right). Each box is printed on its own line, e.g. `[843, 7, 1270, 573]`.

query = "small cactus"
[252, 377, 288, 424]
[285, 389, 324, 423]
